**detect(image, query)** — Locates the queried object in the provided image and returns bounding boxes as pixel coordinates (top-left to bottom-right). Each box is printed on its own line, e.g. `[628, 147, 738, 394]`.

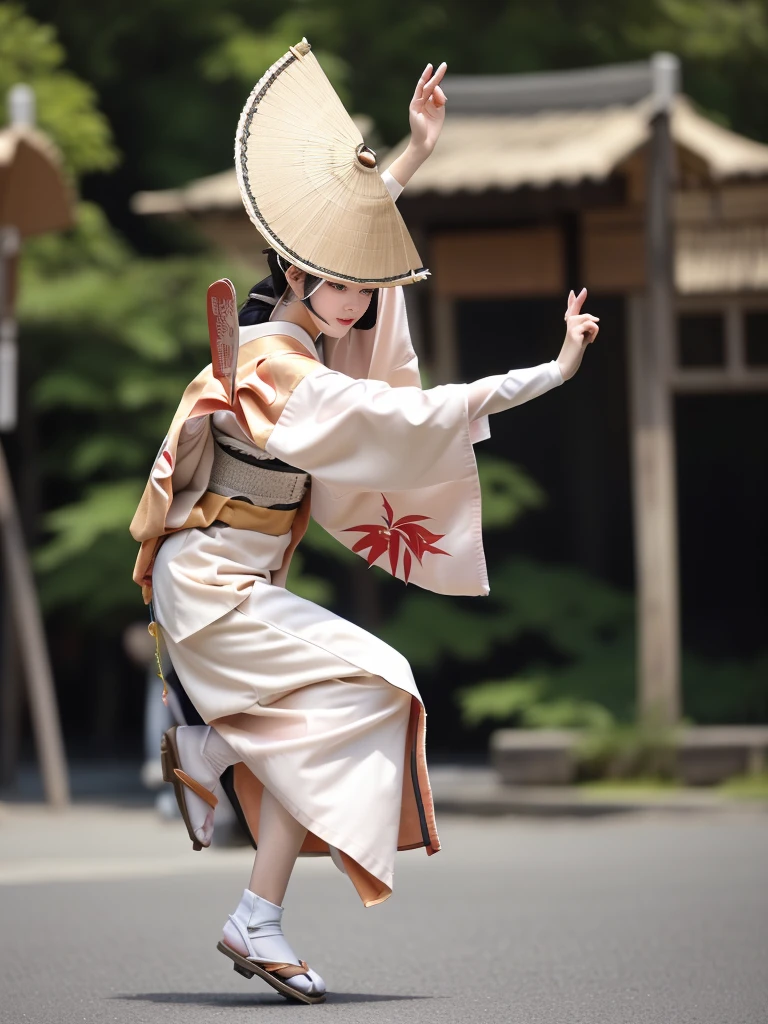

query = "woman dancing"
[130, 40, 598, 1004]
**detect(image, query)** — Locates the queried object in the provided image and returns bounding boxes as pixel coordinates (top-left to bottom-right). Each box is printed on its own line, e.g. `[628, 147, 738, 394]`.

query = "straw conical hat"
[235, 39, 427, 287]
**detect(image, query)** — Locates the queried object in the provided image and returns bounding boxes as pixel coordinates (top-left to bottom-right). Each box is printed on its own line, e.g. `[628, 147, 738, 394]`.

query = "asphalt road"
[1, 807, 767, 1023]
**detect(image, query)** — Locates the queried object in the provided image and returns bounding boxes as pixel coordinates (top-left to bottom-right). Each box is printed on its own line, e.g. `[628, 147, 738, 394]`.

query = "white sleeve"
[265, 369, 473, 493]
[381, 168, 404, 201]
[467, 361, 564, 420]
[263, 361, 563, 494]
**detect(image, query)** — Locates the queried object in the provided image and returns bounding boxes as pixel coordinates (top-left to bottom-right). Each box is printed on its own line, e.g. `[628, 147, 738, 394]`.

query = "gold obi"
[180, 490, 299, 535]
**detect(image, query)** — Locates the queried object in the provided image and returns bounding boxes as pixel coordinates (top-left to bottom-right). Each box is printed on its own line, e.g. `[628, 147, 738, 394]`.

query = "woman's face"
[287, 269, 374, 338]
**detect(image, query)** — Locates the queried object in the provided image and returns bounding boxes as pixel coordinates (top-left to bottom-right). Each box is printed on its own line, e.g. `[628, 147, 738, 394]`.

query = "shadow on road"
[116, 991, 437, 1006]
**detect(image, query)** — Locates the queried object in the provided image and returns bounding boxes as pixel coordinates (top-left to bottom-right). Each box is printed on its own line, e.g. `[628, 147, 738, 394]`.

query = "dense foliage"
[2, 1, 767, 751]
[16, 0, 768, 216]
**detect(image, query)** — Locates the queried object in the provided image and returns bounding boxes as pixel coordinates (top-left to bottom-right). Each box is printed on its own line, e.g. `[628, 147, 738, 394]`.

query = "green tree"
[20, 0, 768, 248]
[21, 243, 250, 620]
[0, 3, 117, 176]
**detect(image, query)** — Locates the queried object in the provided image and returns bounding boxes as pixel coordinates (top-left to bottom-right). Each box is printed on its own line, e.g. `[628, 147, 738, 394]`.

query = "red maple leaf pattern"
[342, 495, 450, 583]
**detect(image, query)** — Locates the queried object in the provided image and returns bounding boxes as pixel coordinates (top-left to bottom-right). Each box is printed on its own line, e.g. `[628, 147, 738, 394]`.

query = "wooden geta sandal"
[160, 726, 218, 851]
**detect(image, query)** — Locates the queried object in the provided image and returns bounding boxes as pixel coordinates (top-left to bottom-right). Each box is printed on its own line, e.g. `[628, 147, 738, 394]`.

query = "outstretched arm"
[237, 292, 598, 491]
[466, 289, 600, 419]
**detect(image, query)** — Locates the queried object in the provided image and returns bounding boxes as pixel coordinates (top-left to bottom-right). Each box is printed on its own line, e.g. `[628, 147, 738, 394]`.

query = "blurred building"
[133, 57, 768, 723]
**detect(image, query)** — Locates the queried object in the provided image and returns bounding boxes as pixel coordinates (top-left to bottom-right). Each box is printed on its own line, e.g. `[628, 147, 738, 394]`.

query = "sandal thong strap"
[259, 960, 309, 979]
[174, 768, 218, 809]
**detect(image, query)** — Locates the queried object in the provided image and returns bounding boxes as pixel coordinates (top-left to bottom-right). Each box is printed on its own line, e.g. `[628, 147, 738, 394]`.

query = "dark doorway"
[455, 295, 633, 589]
[675, 392, 768, 660]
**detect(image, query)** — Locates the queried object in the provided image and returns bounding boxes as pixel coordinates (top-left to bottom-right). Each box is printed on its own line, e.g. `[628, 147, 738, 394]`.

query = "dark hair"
[238, 248, 379, 330]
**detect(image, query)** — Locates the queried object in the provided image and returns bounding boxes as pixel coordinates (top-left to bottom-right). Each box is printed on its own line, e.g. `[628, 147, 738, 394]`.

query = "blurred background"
[1, 0, 767, 805]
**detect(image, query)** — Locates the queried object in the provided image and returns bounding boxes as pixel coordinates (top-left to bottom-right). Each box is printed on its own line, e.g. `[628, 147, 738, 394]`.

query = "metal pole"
[636, 53, 682, 725]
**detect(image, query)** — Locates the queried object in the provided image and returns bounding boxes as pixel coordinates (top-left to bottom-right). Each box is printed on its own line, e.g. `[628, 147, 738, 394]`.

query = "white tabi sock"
[222, 890, 326, 997]
[175, 725, 238, 845]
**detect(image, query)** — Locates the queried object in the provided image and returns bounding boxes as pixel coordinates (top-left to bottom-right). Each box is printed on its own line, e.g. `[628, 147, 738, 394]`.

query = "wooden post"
[629, 53, 682, 726]
[0, 576, 21, 786]
[0, 225, 70, 805]
[0, 442, 70, 804]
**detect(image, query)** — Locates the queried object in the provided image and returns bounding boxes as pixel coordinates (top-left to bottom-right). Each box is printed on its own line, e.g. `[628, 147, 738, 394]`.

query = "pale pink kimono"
[144, 285, 562, 905]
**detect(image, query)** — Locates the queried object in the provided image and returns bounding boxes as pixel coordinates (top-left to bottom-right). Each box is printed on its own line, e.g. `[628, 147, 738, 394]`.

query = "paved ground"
[1, 803, 767, 1023]
[7, 760, 763, 816]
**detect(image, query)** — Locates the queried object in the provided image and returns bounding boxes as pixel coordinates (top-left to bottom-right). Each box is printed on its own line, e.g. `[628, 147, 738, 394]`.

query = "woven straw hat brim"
[235, 40, 428, 287]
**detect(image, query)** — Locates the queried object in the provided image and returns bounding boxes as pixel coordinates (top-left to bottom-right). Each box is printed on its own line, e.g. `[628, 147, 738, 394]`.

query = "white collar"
[238, 319, 319, 360]
[272, 292, 322, 358]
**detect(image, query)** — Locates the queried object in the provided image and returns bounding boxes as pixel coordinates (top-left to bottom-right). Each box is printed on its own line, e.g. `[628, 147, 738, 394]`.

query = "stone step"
[490, 726, 768, 785]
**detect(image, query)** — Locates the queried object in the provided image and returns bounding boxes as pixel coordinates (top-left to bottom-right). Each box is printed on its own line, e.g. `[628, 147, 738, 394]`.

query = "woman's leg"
[222, 786, 325, 999]
[249, 786, 308, 905]
[217, 673, 414, 903]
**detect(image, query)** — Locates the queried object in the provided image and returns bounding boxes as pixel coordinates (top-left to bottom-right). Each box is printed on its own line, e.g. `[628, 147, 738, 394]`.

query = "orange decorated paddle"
[207, 278, 239, 405]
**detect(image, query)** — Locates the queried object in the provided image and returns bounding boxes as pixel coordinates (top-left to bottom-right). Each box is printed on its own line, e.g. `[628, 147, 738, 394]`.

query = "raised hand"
[408, 62, 447, 157]
[385, 62, 447, 189]
[556, 288, 600, 381]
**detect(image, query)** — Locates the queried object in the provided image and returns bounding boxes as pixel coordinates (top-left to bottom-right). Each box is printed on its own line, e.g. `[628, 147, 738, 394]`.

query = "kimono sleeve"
[264, 367, 476, 493]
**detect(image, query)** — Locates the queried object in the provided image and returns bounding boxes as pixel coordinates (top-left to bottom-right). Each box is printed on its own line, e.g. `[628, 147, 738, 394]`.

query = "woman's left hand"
[556, 288, 600, 381]
[408, 62, 447, 157]
[385, 63, 447, 189]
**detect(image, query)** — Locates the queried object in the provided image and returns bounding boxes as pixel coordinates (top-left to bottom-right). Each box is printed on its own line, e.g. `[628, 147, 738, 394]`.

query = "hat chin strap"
[275, 253, 329, 326]
[301, 293, 328, 326]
